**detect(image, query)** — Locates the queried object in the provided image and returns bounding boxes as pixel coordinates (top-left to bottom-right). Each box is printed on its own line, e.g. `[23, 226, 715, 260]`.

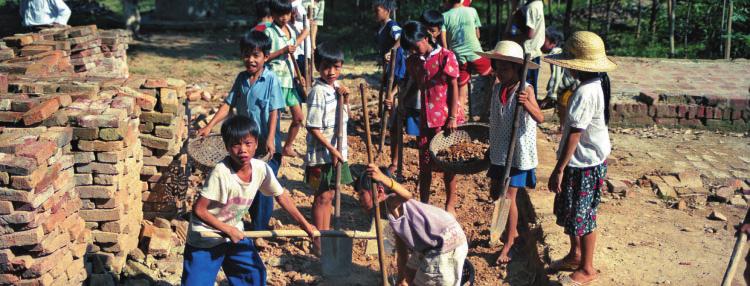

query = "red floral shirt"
[406, 46, 465, 129]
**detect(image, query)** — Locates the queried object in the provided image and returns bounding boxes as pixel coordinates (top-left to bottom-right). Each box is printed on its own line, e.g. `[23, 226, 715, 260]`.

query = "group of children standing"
[183, 0, 617, 285]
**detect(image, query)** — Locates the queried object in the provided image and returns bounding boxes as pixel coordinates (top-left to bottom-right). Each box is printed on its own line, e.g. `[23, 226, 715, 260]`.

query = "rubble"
[708, 210, 727, 222]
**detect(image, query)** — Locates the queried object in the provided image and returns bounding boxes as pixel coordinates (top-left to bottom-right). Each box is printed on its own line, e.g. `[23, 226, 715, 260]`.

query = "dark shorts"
[486, 165, 537, 188]
[304, 162, 354, 192]
[458, 56, 493, 86]
[554, 161, 608, 236]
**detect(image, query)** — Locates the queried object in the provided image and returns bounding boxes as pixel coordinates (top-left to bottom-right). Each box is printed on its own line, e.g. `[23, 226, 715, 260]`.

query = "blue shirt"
[20, 0, 71, 27]
[224, 68, 286, 154]
[376, 19, 406, 81]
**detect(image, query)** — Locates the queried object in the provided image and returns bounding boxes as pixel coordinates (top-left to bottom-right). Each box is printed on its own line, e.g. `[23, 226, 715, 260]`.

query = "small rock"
[128, 248, 146, 263]
[154, 217, 171, 229]
[714, 187, 735, 202]
[676, 199, 687, 210]
[730, 196, 748, 207]
[705, 227, 717, 233]
[255, 238, 270, 251]
[680, 227, 695, 232]
[201, 91, 212, 101]
[171, 219, 189, 244]
[267, 257, 281, 267]
[708, 210, 727, 222]
[600, 197, 610, 203]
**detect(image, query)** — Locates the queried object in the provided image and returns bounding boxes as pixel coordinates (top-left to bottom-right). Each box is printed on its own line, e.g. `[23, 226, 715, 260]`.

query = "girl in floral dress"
[401, 21, 464, 216]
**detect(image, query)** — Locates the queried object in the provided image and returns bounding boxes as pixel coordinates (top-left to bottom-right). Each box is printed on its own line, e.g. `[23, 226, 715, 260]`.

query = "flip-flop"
[547, 259, 579, 273]
[558, 274, 597, 286]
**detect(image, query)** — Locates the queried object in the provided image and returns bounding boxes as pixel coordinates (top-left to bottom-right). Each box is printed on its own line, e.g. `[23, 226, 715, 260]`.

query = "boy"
[265, 0, 308, 157]
[540, 27, 577, 128]
[421, 9, 448, 55]
[304, 44, 353, 253]
[183, 116, 316, 286]
[253, 0, 273, 32]
[521, 0, 546, 98]
[290, 0, 312, 79]
[373, 0, 406, 85]
[442, 0, 493, 119]
[197, 31, 285, 232]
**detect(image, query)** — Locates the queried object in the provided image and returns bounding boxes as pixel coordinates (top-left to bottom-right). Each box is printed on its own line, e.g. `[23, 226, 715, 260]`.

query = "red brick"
[16, 140, 56, 165]
[142, 78, 168, 89]
[22, 98, 59, 126]
[0, 227, 44, 248]
[0, 154, 39, 176]
[77, 140, 124, 152]
[637, 91, 659, 105]
[705, 107, 714, 119]
[676, 105, 688, 118]
[0, 73, 7, 93]
[0, 111, 24, 123]
[714, 107, 723, 119]
[732, 110, 742, 120]
[78, 185, 117, 199]
[697, 106, 705, 118]
[79, 207, 122, 222]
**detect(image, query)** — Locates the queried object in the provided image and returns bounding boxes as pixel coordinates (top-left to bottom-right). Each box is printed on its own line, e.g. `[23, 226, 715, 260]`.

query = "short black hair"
[401, 21, 428, 51]
[314, 43, 344, 71]
[420, 10, 444, 28]
[221, 115, 260, 147]
[255, 0, 271, 18]
[240, 31, 272, 55]
[546, 26, 564, 44]
[372, 0, 396, 11]
[269, 0, 293, 15]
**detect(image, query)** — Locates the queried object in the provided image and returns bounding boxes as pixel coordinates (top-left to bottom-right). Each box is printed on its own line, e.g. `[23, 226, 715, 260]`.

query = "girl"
[543, 31, 616, 286]
[476, 40, 543, 264]
[400, 21, 464, 216]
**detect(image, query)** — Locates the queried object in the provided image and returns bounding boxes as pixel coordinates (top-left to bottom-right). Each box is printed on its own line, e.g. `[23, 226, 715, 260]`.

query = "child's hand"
[303, 223, 318, 239]
[287, 45, 297, 54]
[196, 126, 211, 137]
[518, 86, 536, 109]
[367, 163, 388, 183]
[384, 52, 392, 63]
[444, 117, 458, 131]
[331, 149, 344, 167]
[265, 139, 275, 156]
[548, 169, 563, 193]
[226, 227, 245, 244]
[741, 224, 750, 235]
[298, 76, 306, 87]
[335, 85, 349, 98]
[384, 98, 393, 110]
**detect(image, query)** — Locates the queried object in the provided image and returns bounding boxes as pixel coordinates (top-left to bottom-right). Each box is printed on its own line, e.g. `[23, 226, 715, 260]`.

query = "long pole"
[361, 83, 390, 286]
[725, 0, 733, 60]
[333, 90, 345, 228]
[379, 47, 398, 155]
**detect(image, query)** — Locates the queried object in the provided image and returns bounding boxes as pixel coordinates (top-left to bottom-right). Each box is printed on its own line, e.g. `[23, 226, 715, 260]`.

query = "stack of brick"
[136, 78, 188, 220]
[0, 92, 71, 127]
[54, 96, 145, 274]
[0, 25, 131, 79]
[0, 127, 90, 285]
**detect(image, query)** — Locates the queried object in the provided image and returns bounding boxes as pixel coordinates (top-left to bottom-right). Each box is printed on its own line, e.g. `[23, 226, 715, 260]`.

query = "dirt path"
[128, 33, 750, 286]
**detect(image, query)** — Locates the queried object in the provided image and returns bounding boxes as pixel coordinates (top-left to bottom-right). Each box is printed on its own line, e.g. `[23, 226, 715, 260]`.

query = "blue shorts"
[182, 238, 267, 286]
[486, 165, 537, 188]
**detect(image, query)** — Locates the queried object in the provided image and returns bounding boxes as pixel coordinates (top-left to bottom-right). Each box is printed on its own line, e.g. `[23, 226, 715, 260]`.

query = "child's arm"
[395, 236, 415, 285]
[266, 109, 279, 155]
[549, 128, 581, 193]
[295, 28, 310, 47]
[268, 45, 294, 61]
[275, 192, 317, 238]
[446, 76, 459, 130]
[441, 31, 448, 49]
[518, 85, 544, 123]
[197, 103, 231, 137]
[192, 196, 245, 243]
[367, 164, 411, 202]
[308, 128, 344, 165]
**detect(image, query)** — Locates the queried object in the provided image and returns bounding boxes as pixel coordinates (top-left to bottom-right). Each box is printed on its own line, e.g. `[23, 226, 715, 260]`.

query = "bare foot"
[565, 269, 598, 285]
[548, 254, 582, 273]
[282, 145, 300, 157]
[496, 233, 518, 265]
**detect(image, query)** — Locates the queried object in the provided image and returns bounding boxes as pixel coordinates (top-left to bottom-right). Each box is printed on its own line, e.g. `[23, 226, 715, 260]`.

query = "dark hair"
[372, 0, 396, 11]
[221, 116, 260, 147]
[420, 10, 444, 28]
[269, 0, 293, 15]
[447, 0, 463, 4]
[240, 31, 272, 56]
[576, 71, 612, 125]
[314, 43, 344, 71]
[401, 21, 430, 51]
[255, 0, 271, 19]
[546, 26, 564, 45]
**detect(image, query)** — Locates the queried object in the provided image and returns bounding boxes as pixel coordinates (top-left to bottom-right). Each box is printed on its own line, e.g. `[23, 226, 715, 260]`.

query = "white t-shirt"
[187, 158, 284, 248]
[558, 79, 611, 168]
[291, 0, 312, 59]
[305, 79, 349, 166]
[489, 83, 538, 170]
[523, 0, 545, 59]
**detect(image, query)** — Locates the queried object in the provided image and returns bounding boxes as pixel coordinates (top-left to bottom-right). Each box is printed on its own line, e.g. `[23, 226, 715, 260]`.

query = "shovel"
[361, 83, 391, 285]
[321, 86, 350, 277]
[489, 53, 532, 247]
[721, 208, 750, 286]
[379, 46, 398, 155]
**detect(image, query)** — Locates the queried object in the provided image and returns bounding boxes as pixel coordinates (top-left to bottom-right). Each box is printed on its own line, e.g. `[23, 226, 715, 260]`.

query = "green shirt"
[442, 6, 483, 64]
[264, 24, 297, 89]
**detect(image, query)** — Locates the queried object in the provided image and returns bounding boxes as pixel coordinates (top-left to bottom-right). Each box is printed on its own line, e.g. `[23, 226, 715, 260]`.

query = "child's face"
[320, 61, 343, 85]
[542, 37, 557, 53]
[242, 48, 269, 74]
[409, 38, 431, 56]
[273, 12, 292, 26]
[427, 26, 441, 42]
[493, 60, 520, 85]
[373, 6, 390, 22]
[226, 134, 258, 167]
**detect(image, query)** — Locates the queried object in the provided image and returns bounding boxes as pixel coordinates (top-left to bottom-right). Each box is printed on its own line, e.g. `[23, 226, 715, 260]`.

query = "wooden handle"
[291, 57, 308, 97]
[199, 229, 377, 239]
[722, 232, 747, 286]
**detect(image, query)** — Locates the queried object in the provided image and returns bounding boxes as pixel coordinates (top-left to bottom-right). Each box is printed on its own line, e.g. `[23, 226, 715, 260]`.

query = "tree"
[650, 0, 660, 42]
[668, 0, 675, 57]
[564, 0, 573, 37]
[636, 0, 643, 39]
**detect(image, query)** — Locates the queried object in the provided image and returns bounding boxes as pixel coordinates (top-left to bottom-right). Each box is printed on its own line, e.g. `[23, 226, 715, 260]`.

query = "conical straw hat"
[476, 41, 539, 69]
[542, 31, 617, 72]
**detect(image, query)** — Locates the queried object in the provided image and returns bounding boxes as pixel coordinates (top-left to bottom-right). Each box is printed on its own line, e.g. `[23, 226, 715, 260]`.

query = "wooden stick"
[292, 56, 308, 98]
[360, 83, 390, 286]
[199, 229, 377, 239]
[333, 89, 345, 228]
[721, 207, 750, 286]
[379, 47, 398, 155]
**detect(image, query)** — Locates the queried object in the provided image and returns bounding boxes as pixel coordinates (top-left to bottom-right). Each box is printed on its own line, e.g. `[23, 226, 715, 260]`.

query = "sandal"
[547, 258, 579, 273]
[558, 274, 597, 286]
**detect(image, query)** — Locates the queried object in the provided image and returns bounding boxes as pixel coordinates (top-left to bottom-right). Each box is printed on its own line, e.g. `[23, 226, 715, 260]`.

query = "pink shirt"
[407, 46, 465, 129]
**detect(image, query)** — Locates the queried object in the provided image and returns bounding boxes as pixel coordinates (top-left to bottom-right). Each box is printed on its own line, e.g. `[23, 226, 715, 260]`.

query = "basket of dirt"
[428, 123, 490, 174]
[187, 134, 273, 168]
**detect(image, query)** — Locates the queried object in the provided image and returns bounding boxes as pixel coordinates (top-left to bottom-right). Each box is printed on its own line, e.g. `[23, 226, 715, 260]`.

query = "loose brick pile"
[0, 26, 131, 78]
[611, 92, 750, 131]
[0, 127, 90, 285]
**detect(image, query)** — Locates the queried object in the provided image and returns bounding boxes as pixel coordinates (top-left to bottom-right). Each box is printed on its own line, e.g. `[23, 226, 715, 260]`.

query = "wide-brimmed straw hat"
[476, 41, 540, 69]
[543, 31, 617, 72]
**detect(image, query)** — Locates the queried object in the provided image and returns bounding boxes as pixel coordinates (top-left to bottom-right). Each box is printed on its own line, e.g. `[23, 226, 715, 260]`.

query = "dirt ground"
[128, 32, 750, 286]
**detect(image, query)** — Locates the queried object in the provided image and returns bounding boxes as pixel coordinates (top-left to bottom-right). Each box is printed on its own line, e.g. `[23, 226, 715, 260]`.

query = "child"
[183, 116, 316, 286]
[420, 9, 448, 61]
[253, 0, 273, 32]
[476, 40, 544, 264]
[373, 0, 406, 86]
[540, 27, 578, 129]
[521, 0, 546, 98]
[304, 44, 353, 253]
[197, 31, 286, 231]
[265, 0, 307, 157]
[290, 0, 311, 79]
[441, 0, 493, 119]
[401, 21, 463, 216]
[544, 31, 616, 286]
[363, 164, 468, 286]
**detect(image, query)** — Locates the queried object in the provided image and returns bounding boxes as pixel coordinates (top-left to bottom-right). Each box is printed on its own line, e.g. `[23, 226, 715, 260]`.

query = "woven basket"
[187, 134, 272, 168]
[428, 123, 490, 175]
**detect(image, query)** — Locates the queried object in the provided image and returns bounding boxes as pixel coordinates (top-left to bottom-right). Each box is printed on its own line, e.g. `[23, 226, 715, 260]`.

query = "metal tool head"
[321, 236, 353, 277]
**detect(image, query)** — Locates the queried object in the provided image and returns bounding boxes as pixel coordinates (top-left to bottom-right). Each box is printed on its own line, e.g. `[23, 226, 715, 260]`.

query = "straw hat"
[542, 31, 617, 72]
[476, 41, 540, 69]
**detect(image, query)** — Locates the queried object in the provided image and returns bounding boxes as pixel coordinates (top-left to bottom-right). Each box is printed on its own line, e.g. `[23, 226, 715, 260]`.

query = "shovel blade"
[489, 198, 511, 247]
[321, 236, 353, 277]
